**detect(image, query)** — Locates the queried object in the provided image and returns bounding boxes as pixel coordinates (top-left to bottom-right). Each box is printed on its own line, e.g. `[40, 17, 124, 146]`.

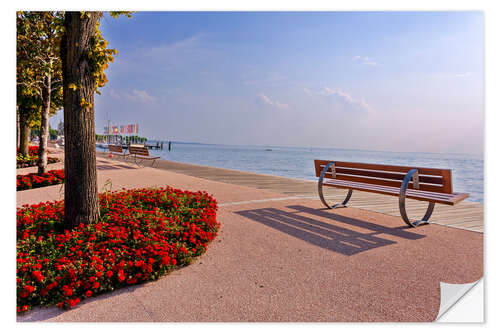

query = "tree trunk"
[62, 11, 100, 229]
[19, 112, 30, 156]
[16, 109, 20, 148]
[38, 73, 51, 174]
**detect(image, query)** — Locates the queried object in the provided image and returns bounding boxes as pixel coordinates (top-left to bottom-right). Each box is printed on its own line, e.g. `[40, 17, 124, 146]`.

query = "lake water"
[99, 142, 484, 203]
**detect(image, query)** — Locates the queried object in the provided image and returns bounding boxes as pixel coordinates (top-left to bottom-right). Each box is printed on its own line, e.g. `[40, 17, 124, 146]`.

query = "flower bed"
[17, 155, 60, 169]
[17, 146, 40, 156]
[17, 169, 65, 191]
[16, 187, 219, 314]
[17, 146, 59, 169]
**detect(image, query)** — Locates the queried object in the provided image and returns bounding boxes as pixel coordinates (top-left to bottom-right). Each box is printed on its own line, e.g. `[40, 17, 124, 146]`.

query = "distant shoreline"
[138, 140, 484, 158]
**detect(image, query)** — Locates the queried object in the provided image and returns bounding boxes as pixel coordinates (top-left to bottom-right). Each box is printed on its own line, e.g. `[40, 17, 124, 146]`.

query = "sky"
[49, 11, 484, 154]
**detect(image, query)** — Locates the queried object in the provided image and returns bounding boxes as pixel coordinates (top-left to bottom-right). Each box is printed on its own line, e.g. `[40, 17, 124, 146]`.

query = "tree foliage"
[17, 11, 66, 173]
[17, 11, 133, 112]
[16, 11, 64, 117]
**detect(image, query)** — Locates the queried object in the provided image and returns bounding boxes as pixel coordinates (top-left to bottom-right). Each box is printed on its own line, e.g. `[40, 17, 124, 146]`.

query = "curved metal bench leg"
[318, 161, 353, 209]
[134, 155, 141, 168]
[399, 169, 435, 227]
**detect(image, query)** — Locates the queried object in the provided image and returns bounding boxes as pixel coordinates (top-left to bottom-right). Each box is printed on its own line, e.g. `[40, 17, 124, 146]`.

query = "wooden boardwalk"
[147, 158, 484, 233]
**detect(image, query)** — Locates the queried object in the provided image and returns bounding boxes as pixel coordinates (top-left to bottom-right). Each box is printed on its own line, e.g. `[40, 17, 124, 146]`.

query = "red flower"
[68, 298, 80, 308]
[126, 278, 137, 285]
[32, 271, 45, 282]
[47, 281, 58, 290]
[62, 285, 73, 297]
[24, 285, 35, 293]
[85, 290, 92, 297]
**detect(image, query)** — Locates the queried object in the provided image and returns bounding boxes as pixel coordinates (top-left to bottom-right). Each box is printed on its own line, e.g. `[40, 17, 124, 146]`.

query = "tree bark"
[62, 11, 100, 229]
[16, 109, 20, 148]
[19, 112, 30, 156]
[38, 73, 51, 174]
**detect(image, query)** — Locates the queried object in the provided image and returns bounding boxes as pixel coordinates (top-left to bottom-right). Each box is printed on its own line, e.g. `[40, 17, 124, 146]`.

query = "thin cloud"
[455, 72, 473, 77]
[429, 72, 475, 79]
[109, 89, 121, 99]
[107, 33, 216, 79]
[353, 55, 380, 66]
[258, 94, 290, 110]
[126, 90, 156, 103]
[141, 33, 216, 72]
[147, 34, 204, 58]
[108, 89, 156, 103]
[243, 73, 288, 86]
[305, 87, 373, 114]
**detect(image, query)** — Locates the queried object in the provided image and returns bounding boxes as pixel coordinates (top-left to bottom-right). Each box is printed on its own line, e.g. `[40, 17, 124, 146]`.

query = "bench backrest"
[108, 145, 123, 153]
[314, 160, 453, 194]
[129, 146, 150, 156]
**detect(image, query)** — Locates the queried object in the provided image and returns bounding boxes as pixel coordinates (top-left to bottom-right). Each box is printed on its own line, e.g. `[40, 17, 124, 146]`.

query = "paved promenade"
[17, 151, 483, 322]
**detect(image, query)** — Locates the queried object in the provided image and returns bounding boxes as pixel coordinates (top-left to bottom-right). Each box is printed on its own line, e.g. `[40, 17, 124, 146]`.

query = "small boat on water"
[265, 149, 272, 151]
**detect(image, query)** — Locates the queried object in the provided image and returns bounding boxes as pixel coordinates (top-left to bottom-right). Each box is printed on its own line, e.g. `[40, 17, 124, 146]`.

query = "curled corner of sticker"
[435, 278, 482, 321]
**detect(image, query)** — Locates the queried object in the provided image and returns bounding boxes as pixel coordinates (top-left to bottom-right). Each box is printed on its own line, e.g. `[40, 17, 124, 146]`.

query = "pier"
[144, 142, 163, 150]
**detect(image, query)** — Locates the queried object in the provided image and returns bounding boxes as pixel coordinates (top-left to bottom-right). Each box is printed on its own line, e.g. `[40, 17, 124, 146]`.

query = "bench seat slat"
[108, 145, 123, 152]
[108, 145, 129, 156]
[326, 179, 453, 199]
[329, 173, 444, 193]
[132, 155, 159, 160]
[333, 160, 448, 176]
[324, 179, 457, 199]
[323, 179, 468, 205]
[129, 147, 149, 155]
[332, 167, 444, 185]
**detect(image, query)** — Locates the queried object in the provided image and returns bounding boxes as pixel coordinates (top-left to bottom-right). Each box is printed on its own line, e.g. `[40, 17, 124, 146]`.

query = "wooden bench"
[314, 160, 469, 228]
[128, 145, 160, 167]
[108, 144, 129, 160]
